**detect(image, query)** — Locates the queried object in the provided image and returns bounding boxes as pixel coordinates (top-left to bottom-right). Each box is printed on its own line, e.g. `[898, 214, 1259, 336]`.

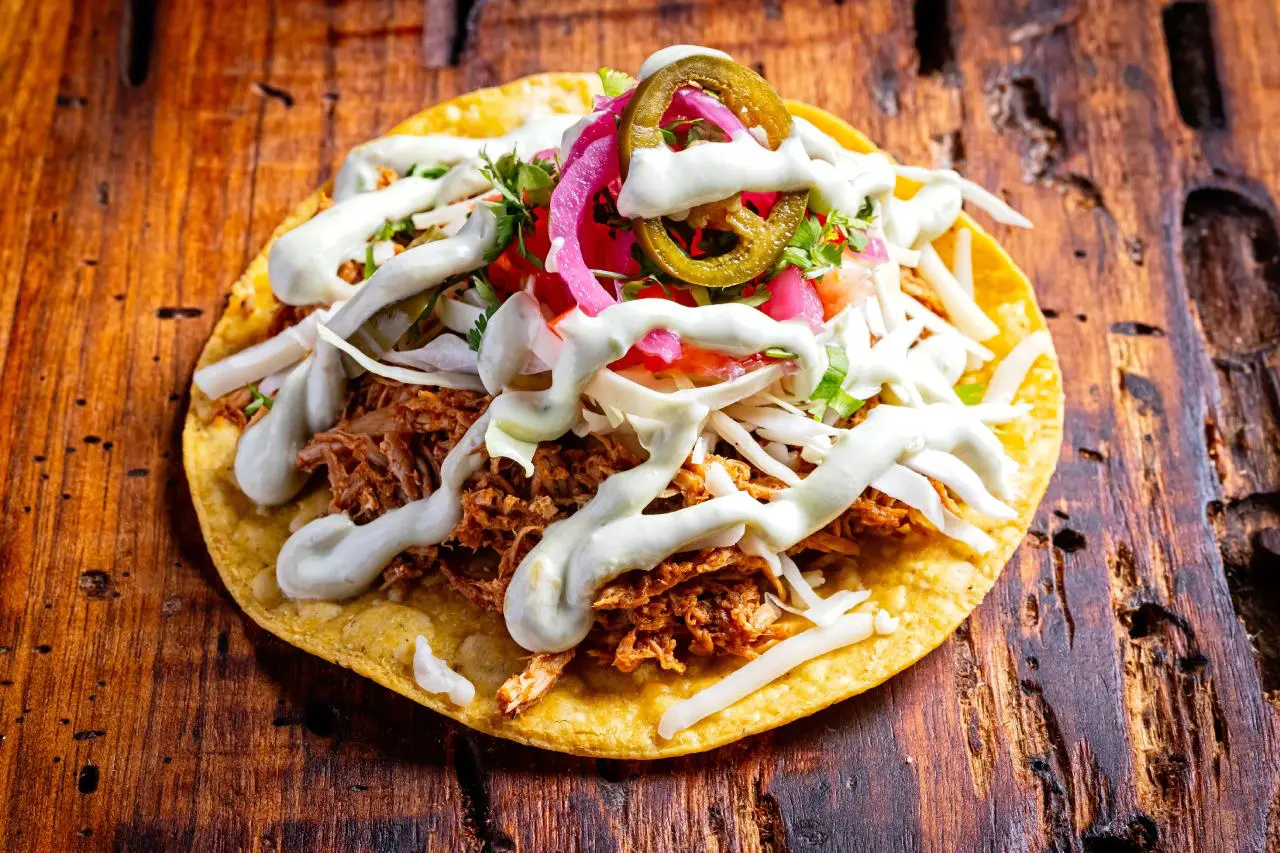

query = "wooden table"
[2, 0, 1278, 849]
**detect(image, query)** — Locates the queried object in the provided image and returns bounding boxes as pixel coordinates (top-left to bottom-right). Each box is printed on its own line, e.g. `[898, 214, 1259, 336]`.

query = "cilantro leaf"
[466, 305, 496, 351]
[464, 271, 503, 351]
[598, 66, 637, 97]
[773, 207, 874, 278]
[364, 243, 377, 279]
[479, 150, 557, 264]
[472, 271, 498, 306]
[244, 384, 273, 416]
[515, 161, 554, 208]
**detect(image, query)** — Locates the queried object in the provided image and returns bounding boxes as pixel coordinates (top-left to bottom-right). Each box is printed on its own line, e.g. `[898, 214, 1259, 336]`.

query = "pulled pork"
[288, 374, 928, 715]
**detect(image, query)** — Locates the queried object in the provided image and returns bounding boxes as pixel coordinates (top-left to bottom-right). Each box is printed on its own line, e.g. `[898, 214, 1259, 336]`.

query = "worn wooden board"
[0, 0, 1277, 849]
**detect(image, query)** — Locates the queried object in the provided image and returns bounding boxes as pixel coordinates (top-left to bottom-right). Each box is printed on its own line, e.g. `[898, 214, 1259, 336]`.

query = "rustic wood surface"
[1, 0, 1278, 849]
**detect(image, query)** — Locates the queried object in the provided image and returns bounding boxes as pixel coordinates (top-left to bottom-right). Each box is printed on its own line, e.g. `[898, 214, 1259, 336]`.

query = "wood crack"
[1161, 1, 1226, 129]
[451, 733, 513, 852]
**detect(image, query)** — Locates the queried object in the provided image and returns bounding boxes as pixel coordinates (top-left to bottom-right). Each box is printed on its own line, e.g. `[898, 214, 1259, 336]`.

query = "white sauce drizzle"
[271, 116, 575, 307]
[508, 401, 1010, 652]
[617, 125, 896, 221]
[333, 115, 581, 201]
[636, 45, 734, 80]
[235, 209, 498, 507]
[413, 636, 476, 705]
[193, 305, 336, 399]
[276, 412, 490, 599]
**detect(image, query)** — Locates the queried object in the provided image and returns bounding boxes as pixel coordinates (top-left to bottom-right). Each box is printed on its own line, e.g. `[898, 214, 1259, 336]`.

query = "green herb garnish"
[955, 382, 985, 405]
[372, 216, 415, 242]
[773, 202, 875, 278]
[479, 150, 557, 264]
[466, 308, 495, 351]
[363, 244, 378, 279]
[465, 272, 501, 352]
[807, 345, 864, 419]
[245, 384, 273, 416]
[407, 163, 449, 179]
[598, 67, 637, 97]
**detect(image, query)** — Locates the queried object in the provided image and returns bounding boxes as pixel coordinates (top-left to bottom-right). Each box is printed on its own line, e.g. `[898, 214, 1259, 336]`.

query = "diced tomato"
[814, 250, 876, 320]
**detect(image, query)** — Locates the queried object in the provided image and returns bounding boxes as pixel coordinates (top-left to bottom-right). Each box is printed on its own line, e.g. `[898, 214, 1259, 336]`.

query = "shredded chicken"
[286, 372, 945, 710]
[210, 264, 962, 712]
[497, 651, 575, 716]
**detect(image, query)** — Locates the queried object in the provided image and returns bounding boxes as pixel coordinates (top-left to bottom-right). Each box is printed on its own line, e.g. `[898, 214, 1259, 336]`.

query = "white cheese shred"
[917, 245, 999, 341]
[983, 330, 1052, 406]
[657, 612, 874, 739]
[412, 636, 475, 706]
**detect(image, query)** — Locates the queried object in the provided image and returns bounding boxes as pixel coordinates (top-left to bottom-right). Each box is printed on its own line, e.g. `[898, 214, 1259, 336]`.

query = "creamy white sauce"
[269, 172, 489, 306]
[485, 301, 824, 452]
[507, 401, 1010, 652]
[235, 356, 327, 506]
[193, 305, 337, 399]
[636, 45, 734, 80]
[883, 177, 964, 251]
[617, 126, 896, 221]
[333, 115, 580, 201]
[413, 635, 476, 705]
[276, 412, 490, 599]
[270, 116, 575, 307]
[235, 209, 498, 507]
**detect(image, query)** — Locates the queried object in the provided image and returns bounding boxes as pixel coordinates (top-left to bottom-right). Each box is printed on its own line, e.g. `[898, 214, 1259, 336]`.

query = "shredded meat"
[497, 650, 575, 716]
[297, 381, 487, 523]
[291, 337, 950, 710]
[266, 303, 318, 338]
[203, 252, 966, 712]
[590, 576, 782, 672]
[211, 386, 253, 428]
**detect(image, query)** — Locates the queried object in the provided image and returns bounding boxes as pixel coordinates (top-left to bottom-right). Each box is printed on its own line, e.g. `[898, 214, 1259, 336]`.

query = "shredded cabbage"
[315, 324, 485, 391]
[709, 411, 800, 485]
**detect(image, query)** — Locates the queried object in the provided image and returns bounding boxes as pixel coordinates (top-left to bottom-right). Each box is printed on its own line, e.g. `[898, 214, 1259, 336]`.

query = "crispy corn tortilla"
[183, 73, 1064, 759]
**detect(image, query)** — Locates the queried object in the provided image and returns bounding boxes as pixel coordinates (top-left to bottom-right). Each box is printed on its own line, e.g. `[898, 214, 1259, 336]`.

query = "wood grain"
[1, 0, 1277, 849]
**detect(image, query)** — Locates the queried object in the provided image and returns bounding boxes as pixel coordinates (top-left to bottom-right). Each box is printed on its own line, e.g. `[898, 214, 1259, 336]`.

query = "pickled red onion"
[548, 135, 621, 316]
[548, 132, 681, 361]
[761, 266, 824, 332]
[849, 234, 890, 264]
